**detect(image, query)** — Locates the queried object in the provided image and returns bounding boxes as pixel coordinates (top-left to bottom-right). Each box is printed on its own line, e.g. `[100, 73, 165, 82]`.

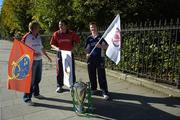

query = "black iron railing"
[117, 19, 180, 86]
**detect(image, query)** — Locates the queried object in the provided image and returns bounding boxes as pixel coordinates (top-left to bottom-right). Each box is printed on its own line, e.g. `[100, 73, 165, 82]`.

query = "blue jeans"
[23, 60, 42, 102]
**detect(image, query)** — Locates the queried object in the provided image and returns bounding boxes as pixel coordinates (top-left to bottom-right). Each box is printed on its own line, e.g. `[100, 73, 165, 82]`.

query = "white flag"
[61, 50, 73, 88]
[102, 14, 121, 65]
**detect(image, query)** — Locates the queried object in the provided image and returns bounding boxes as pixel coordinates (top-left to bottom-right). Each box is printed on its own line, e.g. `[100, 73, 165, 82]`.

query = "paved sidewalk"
[0, 40, 180, 120]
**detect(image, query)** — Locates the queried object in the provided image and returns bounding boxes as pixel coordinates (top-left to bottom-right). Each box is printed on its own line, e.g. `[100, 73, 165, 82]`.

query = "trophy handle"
[71, 88, 76, 111]
[86, 82, 94, 113]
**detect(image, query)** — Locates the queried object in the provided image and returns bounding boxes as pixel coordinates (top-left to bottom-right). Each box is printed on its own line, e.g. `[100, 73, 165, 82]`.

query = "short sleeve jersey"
[50, 30, 80, 51]
[22, 32, 43, 60]
[85, 33, 107, 58]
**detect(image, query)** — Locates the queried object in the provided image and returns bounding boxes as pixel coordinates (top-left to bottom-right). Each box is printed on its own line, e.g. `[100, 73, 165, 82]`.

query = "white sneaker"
[34, 95, 45, 99]
[103, 94, 110, 100]
[56, 87, 63, 93]
[56, 87, 60, 92]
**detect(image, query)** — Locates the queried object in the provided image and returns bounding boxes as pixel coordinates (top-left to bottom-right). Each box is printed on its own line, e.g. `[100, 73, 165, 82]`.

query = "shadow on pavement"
[34, 102, 72, 111]
[32, 92, 180, 120]
[42, 97, 72, 104]
[92, 92, 180, 120]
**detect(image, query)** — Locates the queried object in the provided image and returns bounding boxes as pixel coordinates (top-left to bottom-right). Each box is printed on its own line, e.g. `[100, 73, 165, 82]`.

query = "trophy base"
[75, 107, 95, 117]
[71, 81, 94, 117]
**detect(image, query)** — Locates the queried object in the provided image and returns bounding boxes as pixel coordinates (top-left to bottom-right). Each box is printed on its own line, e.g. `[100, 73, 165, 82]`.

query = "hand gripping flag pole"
[89, 14, 121, 65]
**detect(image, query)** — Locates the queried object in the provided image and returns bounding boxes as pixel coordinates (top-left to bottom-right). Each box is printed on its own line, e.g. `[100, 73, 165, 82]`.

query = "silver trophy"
[72, 81, 87, 113]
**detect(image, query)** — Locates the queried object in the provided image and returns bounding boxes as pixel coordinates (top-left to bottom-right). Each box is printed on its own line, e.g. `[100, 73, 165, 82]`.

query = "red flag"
[7, 39, 34, 93]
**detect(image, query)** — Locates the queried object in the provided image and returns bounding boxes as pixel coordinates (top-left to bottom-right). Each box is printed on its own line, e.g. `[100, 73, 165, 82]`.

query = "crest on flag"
[112, 28, 121, 47]
[8, 55, 30, 80]
[61, 50, 73, 88]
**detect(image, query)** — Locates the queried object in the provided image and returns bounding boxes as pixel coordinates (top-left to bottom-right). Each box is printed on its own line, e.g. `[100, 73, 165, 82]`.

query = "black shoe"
[34, 95, 45, 99]
[25, 100, 35, 106]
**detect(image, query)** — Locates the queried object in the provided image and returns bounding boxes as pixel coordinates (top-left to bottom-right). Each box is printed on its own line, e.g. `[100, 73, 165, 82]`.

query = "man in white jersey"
[22, 21, 52, 106]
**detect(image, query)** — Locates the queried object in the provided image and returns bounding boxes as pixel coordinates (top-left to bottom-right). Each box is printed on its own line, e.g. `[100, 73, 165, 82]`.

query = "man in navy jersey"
[85, 22, 109, 100]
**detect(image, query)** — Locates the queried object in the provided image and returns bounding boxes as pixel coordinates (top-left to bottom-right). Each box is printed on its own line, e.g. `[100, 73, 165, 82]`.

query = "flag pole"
[89, 14, 120, 56]
[89, 37, 103, 56]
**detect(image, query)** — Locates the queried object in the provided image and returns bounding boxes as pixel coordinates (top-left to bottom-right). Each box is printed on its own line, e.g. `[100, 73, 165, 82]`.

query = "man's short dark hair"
[89, 22, 97, 26]
[59, 20, 68, 26]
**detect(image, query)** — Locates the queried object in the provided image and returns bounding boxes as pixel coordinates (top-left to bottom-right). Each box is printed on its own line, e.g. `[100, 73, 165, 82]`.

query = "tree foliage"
[0, 0, 32, 37]
[0, 0, 180, 37]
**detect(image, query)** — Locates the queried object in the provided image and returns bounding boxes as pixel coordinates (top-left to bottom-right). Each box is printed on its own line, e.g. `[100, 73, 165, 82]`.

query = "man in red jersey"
[50, 20, 80, 93]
